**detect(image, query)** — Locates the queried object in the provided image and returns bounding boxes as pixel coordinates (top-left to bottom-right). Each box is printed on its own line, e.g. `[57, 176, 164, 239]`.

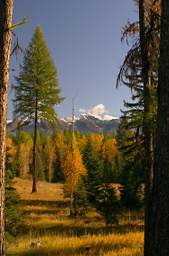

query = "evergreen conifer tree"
[83, 139, 103, 205]
[117, 115, 144, 210]
[13, 26, 62, 192]
[73, 177, 89, 216]
[96, 183, 121, 225]
[4, 137, 23, 241]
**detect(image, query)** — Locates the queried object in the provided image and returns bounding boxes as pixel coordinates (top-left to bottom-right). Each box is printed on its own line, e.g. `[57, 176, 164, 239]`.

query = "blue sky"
[9, 0, 138, 119]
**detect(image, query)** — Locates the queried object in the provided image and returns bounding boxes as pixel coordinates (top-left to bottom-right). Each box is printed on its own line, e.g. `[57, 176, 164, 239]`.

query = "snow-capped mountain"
[57, 104, 119, 134]
[7, 104, 120, 134]
[57, 113, 119, 134]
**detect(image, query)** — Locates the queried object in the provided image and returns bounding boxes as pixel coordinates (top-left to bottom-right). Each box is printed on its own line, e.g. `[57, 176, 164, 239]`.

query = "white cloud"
[103, 114, 115, 121]
[79, 104, 117, 121]
[79, 108, 86, 114]
[90, 104, 107, 116]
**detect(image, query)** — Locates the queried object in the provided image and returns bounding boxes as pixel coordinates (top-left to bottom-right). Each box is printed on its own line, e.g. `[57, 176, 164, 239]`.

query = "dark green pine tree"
[13, 26, 63, 193]
[73, 177, 89, 216]
[5, 141, 23, 239]
[83, 139, 103, 206]
[117, 114, 144, 210]
[53, 144, 65, 182]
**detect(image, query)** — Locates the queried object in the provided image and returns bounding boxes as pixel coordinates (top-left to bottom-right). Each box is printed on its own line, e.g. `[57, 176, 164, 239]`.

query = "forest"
[0, 0, 169, 255]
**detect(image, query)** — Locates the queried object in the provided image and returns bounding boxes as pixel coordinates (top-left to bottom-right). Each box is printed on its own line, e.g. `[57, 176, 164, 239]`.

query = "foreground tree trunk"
[139, 1, 154, 255]
[153, 0, 169, 255]
[32, 95, 38, 193]
[0, 0, 14, 254]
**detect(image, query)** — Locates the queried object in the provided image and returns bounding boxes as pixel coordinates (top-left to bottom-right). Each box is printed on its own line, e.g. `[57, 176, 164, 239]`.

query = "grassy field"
[7, 178, 144, 256]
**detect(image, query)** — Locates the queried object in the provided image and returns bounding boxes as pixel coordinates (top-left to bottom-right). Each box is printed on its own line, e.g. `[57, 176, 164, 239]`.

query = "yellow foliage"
[17, 138, 33, 178]
[90, 134, 104, 156]
[6, 137, 16, 159]
[44, 137, 56, 182]
[62, 137, 87, 194]
[89, 135, 119, 164]
[77, 134, 88, 153]
[55, 132, 68, 160]
[103, 138, 119, 163]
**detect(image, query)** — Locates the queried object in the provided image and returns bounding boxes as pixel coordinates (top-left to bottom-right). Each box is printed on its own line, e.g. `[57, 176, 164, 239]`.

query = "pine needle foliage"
[13, 26, 62, 124]
[13, 26, 63, 192]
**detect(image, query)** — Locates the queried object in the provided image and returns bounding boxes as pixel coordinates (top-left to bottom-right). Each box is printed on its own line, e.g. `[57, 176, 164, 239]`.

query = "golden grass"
[7, 178, 144, 255]
[12, 178, 65, 202]
[7, 232, 143, 256]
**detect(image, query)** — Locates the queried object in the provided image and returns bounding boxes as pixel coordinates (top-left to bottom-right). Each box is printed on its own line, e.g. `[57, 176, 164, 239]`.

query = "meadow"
[7, 178, 144, 256]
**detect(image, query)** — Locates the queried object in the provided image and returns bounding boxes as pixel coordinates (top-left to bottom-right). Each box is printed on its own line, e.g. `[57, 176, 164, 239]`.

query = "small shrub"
[96, 183, 121, 225]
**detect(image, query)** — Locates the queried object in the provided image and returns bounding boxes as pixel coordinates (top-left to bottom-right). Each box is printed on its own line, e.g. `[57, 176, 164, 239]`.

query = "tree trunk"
[70, 192, 74, 216]
[139, 1, 154, 255]
[152, 0, 169, 255]
[32, 96, 38, 193]
[0, 1, 13, 254]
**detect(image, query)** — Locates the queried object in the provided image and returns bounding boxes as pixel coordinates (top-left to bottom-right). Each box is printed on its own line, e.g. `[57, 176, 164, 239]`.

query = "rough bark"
[152, 0, 169, 255]
[32, 95, 38, 193]
[139, 1, 154, 255]
[0, 1, 13, 254]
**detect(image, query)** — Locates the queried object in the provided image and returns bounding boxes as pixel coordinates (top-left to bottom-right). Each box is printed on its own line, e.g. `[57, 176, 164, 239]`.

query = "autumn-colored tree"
[15, 131, 32, 178]
[6, 137, 16, 161]
[102, 137, 120, 181]
[62, 136, 87, 215]
[103, 137, 118, 162]
[90, 134, 104, 159]
[76, 133, 88, 155]
[42, 135, 56, 182]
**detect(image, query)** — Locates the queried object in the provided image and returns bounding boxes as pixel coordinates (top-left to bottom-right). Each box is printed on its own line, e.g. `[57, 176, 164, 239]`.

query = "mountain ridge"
[7, 113, 119, 135]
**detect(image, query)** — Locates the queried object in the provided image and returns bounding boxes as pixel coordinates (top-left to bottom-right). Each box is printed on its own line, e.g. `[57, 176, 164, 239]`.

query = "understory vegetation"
[3, 1, 164, 254]
[6, 129, 144, 226]
[6, 178, 143, 256]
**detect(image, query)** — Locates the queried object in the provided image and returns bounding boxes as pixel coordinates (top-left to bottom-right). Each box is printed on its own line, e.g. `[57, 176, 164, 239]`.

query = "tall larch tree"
[153, 0, 169, 255]
[0, 0, 14, 254]
[13, 26, 62, 193]
[62, 137, 87, 215]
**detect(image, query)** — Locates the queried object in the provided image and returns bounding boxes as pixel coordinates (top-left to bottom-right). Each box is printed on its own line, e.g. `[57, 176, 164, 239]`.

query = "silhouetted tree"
[153, 1, 169, 255]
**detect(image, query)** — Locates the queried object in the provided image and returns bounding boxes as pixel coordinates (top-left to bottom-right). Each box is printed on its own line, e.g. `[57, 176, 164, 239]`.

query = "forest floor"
[7, 178, 144, 256]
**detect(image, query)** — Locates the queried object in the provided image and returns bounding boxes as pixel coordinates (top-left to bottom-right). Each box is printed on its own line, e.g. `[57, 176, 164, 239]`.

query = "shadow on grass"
[23, 208, 61, 215]
[21, 200, 70, 208]
[6, 240, 143, 256]
[20, 198, 143, 238]
[26, 222, 143, 238]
